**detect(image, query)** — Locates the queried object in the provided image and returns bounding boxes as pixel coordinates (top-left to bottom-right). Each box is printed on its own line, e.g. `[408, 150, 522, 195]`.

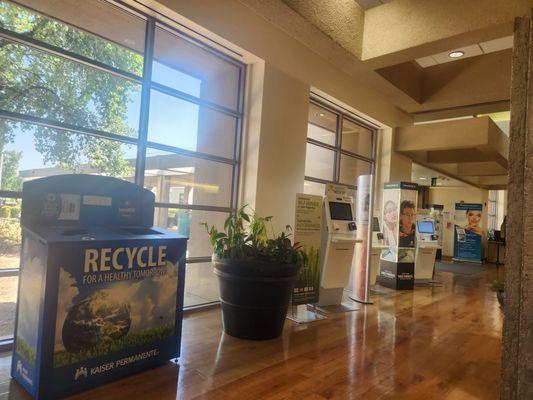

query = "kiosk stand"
[414, 219, 441, 284]
[11, 175, 186, 399]
[316, 192, 361, 313]
[369, 216, 388, 293]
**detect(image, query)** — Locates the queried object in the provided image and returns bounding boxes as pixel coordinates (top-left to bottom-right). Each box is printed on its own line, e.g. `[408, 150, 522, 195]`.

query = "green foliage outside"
[53, 324, 174, 367]
[0, 206, 9, 218]
[0, 218, 21, 243]
[9, 205, 19, 218]
[0, 1, 141, 177]
[1, 150, 22, 191]
[16, 336, 36, 364]
[202, 205, 303, 265]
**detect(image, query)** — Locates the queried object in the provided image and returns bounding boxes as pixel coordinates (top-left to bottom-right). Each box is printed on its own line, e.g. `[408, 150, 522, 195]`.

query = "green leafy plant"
[202, 205, 303, 265]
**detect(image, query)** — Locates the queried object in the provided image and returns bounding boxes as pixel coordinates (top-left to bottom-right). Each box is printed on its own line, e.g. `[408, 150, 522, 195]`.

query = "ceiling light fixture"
[448, 50, 465, 58]
[419, 177, 427, 180]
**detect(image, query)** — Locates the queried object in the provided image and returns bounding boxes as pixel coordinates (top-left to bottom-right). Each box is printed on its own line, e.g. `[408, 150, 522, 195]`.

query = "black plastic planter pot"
[213, 258, 301, 340]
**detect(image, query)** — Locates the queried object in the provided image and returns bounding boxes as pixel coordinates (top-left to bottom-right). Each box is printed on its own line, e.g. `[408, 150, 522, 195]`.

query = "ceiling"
[242, 0, 522, 189]
[411, 163, 468, 188]
[415, 36, 513, 68]
[355, 0, 394, 11]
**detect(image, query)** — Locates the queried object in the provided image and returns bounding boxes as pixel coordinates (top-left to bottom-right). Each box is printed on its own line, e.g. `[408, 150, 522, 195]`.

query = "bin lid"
[21, 175, 155, 228]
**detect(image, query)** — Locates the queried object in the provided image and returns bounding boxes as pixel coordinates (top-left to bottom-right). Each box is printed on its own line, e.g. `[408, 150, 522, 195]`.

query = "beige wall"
[428, 187, 489, 257]
[241, 63, 310, 232]
[374, 128, 413, 216]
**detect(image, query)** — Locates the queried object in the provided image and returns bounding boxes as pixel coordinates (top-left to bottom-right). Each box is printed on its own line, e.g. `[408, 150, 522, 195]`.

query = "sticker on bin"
[83, 195, 112, 207]
[58, 194, 81, 221]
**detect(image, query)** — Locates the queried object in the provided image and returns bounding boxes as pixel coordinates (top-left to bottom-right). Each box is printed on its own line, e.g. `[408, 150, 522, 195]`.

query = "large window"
[0, 0, 245, 345]
[304, 99, 376, 196]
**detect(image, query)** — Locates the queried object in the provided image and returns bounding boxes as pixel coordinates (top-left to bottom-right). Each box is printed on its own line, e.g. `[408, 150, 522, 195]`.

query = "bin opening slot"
[120, 228, 160, 235]
[61, 229, 88, 236]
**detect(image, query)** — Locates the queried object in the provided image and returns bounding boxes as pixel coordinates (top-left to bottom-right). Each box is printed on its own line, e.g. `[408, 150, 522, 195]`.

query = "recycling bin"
[11, 175, 187, 399]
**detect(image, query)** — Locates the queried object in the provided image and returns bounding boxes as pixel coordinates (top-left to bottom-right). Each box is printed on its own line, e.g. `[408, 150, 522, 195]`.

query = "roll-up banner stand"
[378, 182, 418, 290]
[287, 193, 326, 323]
[453, 203, 483, 263]
[350, 175, 374, 304]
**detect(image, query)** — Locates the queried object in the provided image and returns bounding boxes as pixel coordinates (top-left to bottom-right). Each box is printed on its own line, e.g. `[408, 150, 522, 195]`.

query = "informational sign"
[293, 193, 323, 305]
[379, 182, 418, 290]
[453, 203, 483, 263]
[352, 175, 372, 302]
[326, 182, 355, 198]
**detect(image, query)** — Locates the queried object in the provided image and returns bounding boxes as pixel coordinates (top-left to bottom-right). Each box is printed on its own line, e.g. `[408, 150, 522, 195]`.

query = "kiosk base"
[315, 303, 360, 313]
[286, 305, 327, 323]
[348, 294, 374, 305]
[379, 260, 415, 290]
[316, 287, 360, 313]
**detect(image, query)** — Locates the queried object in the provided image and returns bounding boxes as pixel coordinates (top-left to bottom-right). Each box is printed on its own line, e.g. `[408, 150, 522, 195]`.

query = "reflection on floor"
[0, 263, 504, 400]
[184, 262, 219, 307]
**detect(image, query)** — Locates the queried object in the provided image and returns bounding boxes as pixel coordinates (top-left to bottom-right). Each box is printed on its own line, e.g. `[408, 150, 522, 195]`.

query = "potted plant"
[491, 279, 505, 309]
[202, 206, 302, 340]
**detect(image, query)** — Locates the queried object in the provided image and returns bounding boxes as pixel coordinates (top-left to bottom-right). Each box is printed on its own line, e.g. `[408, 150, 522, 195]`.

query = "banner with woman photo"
[453, 203, 483, 263]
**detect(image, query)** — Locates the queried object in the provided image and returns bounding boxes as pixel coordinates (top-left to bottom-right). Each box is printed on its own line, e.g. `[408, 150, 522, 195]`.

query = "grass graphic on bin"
[54, 291, 173, 367]
[16, 336, 36, 363]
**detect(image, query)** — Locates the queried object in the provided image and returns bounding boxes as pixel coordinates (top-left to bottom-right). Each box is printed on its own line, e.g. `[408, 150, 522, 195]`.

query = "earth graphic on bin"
[62, 290, 131, 353]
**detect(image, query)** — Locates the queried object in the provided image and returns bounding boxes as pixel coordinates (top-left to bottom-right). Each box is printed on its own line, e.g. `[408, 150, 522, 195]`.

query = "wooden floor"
[1, 264, 504, 399]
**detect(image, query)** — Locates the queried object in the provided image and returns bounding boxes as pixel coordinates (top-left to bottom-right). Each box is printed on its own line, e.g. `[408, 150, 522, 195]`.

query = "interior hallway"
[0, 263, 503, 400]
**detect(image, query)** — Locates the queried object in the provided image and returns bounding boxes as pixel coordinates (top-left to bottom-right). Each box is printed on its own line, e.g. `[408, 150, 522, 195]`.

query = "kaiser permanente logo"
[74, 367, 87, 380]
[73, 349, 159, 380]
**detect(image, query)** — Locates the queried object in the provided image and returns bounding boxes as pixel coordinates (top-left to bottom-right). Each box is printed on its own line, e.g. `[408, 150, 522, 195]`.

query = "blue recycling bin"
[11, 175, 187, 399]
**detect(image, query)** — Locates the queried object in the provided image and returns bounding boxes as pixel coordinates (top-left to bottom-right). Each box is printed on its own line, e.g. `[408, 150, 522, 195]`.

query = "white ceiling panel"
[432, 44, 483, 64]
[479, 35, 513, 53]
[415, 55, 438, 68]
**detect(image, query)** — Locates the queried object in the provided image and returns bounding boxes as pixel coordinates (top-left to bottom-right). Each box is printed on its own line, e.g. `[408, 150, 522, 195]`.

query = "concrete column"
[501, 13, 533, 399]
[374, 127, 412, 216]
[240, 62, 310, 234]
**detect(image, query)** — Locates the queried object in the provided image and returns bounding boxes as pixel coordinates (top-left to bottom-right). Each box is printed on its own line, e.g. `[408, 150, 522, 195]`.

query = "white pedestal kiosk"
[316, 193, 362, 313]
[414, 219, 441, 283]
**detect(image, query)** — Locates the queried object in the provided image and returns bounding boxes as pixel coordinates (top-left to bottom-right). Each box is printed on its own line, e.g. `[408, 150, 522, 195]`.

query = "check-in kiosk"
[12, 175, 187, 399]
[317, 194, 361, 312]
[414, 219, 440, 283]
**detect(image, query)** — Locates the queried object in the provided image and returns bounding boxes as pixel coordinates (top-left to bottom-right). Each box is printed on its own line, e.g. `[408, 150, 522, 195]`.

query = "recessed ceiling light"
[419, 177, 427, 180]
[448, 50, 465, 58]
[319, 113, 325, 117]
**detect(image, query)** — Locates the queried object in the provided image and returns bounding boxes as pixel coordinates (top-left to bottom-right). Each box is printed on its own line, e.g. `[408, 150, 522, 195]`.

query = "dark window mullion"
[0, 27, 142, 84]
[334, 113, 343, 182]
[135, 18, 155, 186]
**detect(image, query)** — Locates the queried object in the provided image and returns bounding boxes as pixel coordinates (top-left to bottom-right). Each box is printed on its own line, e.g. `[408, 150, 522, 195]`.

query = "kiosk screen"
[372, 217, 381, 232]
[329, 202, 353, 221]
[417, 220, 435, 234]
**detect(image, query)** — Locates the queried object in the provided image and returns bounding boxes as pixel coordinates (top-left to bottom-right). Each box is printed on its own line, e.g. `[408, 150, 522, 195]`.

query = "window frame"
[0, 0, 246, 349]
[304, 97, 377, 191]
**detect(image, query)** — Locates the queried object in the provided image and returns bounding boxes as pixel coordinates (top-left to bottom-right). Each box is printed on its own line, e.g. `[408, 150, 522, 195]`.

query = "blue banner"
[453, 203, 483, 262]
